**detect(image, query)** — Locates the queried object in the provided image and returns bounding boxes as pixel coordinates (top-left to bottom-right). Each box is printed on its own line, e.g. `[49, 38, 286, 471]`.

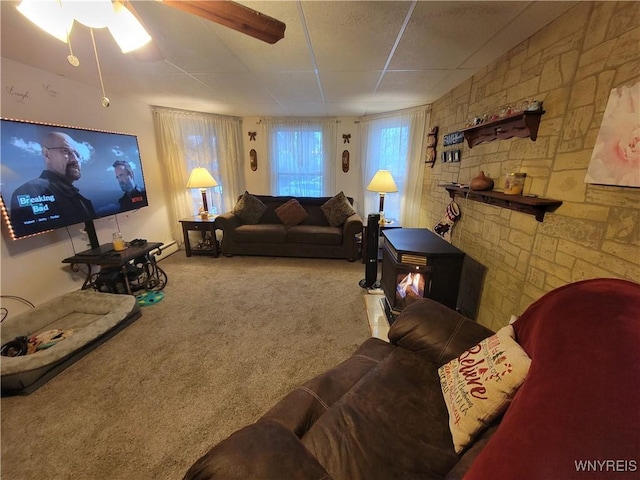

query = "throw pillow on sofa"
[275, 198, 309, 227]
[438, 325, 531, 453]
[232, 191, 267, 224]
[321, 192, 356, 227]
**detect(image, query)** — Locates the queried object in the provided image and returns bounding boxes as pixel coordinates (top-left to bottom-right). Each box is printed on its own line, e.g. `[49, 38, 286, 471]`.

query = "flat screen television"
[0, 118, 149, 249]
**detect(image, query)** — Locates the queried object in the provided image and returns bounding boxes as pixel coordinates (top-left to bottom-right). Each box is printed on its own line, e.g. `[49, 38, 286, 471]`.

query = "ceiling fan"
[17, 0, 286, 52]
[16, 0, 286, 106]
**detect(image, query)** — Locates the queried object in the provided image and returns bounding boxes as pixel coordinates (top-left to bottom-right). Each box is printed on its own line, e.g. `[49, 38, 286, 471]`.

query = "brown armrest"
[183, 421, 331, 480]
[388, 298, 494, 366]
[342, 213, 363, 237]
[214, 212, 241, 231]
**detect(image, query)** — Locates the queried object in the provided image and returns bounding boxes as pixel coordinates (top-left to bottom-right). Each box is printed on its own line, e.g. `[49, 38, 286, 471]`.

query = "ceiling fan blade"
[161, 0, 286, 44]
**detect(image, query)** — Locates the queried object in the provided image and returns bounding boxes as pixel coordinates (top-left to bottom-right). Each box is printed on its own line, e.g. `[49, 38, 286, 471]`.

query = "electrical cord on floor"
[0, 295, 36, 323]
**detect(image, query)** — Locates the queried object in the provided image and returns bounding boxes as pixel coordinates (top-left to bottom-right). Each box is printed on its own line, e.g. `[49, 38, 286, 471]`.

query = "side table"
[179, 216, 219, 257]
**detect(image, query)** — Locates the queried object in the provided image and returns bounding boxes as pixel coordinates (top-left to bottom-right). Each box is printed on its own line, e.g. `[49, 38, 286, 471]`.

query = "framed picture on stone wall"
[585, 81, 640, 188]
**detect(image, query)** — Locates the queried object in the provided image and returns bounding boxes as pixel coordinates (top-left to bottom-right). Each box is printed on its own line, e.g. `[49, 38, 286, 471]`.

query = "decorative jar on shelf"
[504, 172, 527, 195]
[469, 171, 494, 191]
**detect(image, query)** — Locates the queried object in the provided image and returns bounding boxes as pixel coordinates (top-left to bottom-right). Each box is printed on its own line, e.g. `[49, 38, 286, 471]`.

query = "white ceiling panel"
[301, 1, 412, 71]
[319, 71, 382, 103]
[256, 71, 324, 103]
[0, 0, 576, 117]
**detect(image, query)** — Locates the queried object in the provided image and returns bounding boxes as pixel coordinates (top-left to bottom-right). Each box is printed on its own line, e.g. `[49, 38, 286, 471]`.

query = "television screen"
[0, 118, 149, 240]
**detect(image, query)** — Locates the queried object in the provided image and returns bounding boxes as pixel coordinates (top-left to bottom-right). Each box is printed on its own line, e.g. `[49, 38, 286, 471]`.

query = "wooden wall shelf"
[441, 184, 562, 222]
[460, 110, 544, 148]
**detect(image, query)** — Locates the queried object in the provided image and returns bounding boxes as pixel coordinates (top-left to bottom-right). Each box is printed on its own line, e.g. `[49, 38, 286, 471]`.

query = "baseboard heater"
[152, 241, 178, 261]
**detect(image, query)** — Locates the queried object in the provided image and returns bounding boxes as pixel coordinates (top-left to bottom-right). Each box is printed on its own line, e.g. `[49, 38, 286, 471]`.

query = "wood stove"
[381, 228, 465, 323]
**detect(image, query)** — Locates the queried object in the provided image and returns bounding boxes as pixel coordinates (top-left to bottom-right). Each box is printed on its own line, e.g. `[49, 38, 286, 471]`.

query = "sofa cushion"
[232, 191, 267, 224]
[286, 225, 342, 245]
[465, 278, 640, 479]
[301, 347, 460, 480]
[275, 199, 309, 227]
[321, 192, 356, 227]
[438, 325, 531, 453]
[232, 224, 287, 244]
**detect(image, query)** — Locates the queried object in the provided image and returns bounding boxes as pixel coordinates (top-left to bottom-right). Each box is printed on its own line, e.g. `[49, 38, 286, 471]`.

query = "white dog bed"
[1, 290, 141, 395]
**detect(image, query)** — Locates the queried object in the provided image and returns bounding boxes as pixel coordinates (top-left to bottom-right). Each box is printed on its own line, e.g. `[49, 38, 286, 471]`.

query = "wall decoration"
[585, 81, 640, 187]
[42, 84, 58, 97]
[248, 131, 257, 141]
[426, 126, 438, 167]
[250, 149, 258, 171]
[443, 131, 464, 147]
[452, 150, 461, 162]
[5, 86, 30, 103]
[343, 134, 351, 144]
[441, 151, 448, 163]
[342, 150, 350, 172]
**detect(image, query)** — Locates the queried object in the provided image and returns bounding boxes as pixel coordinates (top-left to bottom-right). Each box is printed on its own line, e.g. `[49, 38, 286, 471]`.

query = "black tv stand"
[63, 242, 167, 295]
[76, 243, 116, 257]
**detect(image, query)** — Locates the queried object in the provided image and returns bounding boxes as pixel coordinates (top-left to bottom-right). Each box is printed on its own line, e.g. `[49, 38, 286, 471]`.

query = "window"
[273, 127, 324, 196]
[363, 118, 410, 222]
[184, 134, 224, 216]
[266, 120, 337, 197]
[360, 107, 427, 226]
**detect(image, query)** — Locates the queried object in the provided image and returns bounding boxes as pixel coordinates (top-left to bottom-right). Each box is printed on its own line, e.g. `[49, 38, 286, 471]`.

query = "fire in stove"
[397, 272, 423, 298]
[396, 271, 425, 307]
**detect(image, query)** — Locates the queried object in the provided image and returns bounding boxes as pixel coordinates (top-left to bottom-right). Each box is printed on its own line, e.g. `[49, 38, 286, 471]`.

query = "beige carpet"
[1, 254, 371, 479]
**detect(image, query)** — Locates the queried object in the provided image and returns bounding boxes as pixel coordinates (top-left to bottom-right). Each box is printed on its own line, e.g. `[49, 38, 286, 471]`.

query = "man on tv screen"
[113, 160, 147, 211]
[10, 131, 95, 236]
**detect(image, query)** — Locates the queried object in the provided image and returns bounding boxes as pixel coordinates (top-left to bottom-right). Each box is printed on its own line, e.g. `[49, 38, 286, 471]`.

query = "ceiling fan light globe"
[108, 2, 152, 53]
[17, 0, 73, 43]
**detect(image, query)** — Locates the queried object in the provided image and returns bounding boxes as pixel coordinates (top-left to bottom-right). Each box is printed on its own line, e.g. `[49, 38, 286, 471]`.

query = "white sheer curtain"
[152, 107, 243, 242]
[359, 106, 429, 227]
[262, 118, 337, 196]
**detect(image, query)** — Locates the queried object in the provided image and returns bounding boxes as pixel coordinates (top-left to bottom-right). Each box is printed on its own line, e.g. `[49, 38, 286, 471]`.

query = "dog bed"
[1, 290, 141, 395]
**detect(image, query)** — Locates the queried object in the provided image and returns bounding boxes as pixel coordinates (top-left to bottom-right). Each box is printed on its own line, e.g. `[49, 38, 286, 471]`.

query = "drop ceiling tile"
[375, 70, 453, 103]
[255, 71, 323, 103]
[389, 2, 529, 70]
[301, 1, 411, 71]
[319, 71, 382, 103]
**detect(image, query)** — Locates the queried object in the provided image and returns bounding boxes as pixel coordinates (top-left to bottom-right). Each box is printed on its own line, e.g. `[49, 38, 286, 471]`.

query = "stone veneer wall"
[421, 1, 639, 331]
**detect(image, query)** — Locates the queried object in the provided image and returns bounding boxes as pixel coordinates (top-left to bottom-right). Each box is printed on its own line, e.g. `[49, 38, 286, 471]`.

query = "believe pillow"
[232, 192, 267, 224]
[321, 192, 356, 227]
[275, 199, 308, 227]
[438, 325, 531, 453]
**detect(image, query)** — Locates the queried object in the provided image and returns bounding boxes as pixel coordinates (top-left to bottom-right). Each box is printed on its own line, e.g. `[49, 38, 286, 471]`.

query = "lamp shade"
[186, 167, 218, 189]
[367, 170, 398, 193]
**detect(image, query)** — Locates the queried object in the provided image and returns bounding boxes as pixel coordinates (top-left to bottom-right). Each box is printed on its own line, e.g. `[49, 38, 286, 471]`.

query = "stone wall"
[422, 1, 639, 331]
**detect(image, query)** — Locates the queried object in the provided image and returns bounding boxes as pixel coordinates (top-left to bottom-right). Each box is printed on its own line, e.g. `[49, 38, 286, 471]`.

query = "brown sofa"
[184, 278, 640, 479]
[215, 195, 363, 261]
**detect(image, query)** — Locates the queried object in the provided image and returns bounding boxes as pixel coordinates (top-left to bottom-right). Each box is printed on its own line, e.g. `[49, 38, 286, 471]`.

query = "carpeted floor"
[1, 253, 371, 479]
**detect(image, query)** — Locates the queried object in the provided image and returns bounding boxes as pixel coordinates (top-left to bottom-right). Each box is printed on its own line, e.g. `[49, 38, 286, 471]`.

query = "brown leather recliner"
[184, 298, 493, 480]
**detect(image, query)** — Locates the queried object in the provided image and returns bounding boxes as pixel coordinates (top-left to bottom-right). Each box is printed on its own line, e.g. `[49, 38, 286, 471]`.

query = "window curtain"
[262, 118, 337, 196]
[152, 107, 243, 243]
[359, 106, 429, 227]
